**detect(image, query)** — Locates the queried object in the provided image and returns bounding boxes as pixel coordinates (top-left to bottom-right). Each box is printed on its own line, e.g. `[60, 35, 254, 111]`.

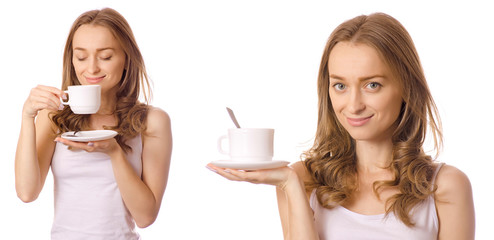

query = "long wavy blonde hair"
[303, 12, 442, 226]
[51, 8, 152, 153]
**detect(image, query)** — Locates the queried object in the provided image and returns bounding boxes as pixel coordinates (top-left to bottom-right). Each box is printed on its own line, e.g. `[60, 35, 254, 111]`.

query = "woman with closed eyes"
[15, 8, 172, 239]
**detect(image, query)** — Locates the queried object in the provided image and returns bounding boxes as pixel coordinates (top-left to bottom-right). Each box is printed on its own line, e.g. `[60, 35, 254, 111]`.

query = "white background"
[1, 0, 492, 239]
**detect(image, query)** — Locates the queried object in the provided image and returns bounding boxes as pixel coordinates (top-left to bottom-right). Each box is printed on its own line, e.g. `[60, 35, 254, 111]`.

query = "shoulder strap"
[431, 162, 445, 187]
[309, 189, 317, 209]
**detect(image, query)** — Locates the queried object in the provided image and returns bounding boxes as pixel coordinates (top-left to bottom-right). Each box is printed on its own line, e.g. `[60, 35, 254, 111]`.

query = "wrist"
[22, 114, 36, 121]
[108, 144, 125, 160]
[20, 115, 36, 130]
[279, 169, 303, 193]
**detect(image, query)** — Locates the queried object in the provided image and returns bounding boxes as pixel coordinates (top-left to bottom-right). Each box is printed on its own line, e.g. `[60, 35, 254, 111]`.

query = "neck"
[355, 139, 394, 174]
[97, 88, 118, 115]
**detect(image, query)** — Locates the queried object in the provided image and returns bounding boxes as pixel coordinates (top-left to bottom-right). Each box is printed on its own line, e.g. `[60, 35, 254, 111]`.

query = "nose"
[87, 57, 100, 74]
[347, 89, 365, 114]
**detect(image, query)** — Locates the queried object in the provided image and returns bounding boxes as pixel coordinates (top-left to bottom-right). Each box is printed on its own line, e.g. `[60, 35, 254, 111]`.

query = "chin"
[346, 131, 378, 142]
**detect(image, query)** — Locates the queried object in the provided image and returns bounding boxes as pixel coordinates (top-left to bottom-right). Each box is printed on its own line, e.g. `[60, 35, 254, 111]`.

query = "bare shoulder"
[145, 106, 171, 135]
[434, 165, 475, 238]
[291, 161, 311, 181]
[142, 106, 172, 159]
[146, 106, 171, 123]
[434, 163, 472, 203]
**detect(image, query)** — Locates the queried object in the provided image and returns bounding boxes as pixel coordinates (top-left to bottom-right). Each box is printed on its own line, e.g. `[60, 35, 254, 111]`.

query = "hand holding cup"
[23, 85, 66, 118]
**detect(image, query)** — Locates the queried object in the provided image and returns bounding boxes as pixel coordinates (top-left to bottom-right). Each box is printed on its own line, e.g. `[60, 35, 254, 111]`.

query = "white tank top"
[51, 135, 143, 240]
[309, 163, 443, 240]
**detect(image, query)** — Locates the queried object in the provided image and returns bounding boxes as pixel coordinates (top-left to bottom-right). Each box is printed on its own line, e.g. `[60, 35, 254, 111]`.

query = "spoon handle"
[226, 107, 241, 128]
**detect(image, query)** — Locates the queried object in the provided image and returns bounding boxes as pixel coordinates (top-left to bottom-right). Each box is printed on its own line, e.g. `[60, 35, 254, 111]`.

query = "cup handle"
[217, 135, 229, 155]
[61, 90, 69, 105]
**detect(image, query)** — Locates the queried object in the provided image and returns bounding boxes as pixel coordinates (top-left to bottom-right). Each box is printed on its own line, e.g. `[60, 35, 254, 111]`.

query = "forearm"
[15, 117, 42, 202]
[280, 173, 319, 240]
[110, 149, 160, 228]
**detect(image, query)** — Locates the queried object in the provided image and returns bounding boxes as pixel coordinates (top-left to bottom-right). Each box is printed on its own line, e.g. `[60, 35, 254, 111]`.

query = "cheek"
[330, 98, 348, 122]
[372, 95, 402, 120]
[72, 63, 84, 77]
[389, 101, 403, 121]
[72, 61, 82, 74]
[329, 95, 347, 121]
[109, 61, 126, 75]
[329, 93, 343, 112]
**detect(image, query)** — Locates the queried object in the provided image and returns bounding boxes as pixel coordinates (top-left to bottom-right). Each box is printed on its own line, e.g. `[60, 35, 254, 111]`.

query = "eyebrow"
[329, 74, 386, 81]
[73, 47, 115, 52]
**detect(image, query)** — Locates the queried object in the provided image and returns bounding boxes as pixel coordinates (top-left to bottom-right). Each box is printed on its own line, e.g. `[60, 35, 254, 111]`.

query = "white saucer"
[210, 160, 290, 170]
[61, 130, 118, 142]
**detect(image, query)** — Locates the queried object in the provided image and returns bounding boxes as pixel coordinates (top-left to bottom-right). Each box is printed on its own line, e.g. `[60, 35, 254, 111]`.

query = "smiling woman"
[14, 8, 172, 240]
[72, 25, 126, 88]
[207, 12, 475, 240]
[328, 42, 403, 141]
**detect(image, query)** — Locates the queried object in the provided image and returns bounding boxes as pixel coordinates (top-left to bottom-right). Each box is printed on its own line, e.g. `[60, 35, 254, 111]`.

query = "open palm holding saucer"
[61, 130, 118, 142]
[210, 160, 289, 170]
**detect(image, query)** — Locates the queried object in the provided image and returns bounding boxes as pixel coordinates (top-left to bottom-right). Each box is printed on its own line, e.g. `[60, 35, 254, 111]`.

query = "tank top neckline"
[310, 162, 444, 218]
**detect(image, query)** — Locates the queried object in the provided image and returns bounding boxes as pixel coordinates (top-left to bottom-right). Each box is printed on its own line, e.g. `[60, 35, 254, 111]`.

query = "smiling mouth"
[346, 115, 373, 127]
[85, 76, 105, 84]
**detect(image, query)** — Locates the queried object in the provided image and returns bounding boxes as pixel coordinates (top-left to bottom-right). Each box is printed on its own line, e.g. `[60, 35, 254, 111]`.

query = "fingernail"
[223, 169, 231, 173]
[205, 165, 217, 173]
[58, 103, 64, 110]
[87, 142, 94, 147]
[62, 94, 67, 100]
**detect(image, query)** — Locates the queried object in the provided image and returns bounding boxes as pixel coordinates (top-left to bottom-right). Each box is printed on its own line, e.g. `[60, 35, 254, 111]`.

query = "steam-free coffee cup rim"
[227, 128, 274, 131]
[67, 85, 100, 89]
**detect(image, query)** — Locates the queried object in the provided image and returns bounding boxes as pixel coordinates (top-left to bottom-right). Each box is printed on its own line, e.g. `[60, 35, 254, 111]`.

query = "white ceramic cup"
[217, 128, 274, 162]
[61, 85, 101, 114]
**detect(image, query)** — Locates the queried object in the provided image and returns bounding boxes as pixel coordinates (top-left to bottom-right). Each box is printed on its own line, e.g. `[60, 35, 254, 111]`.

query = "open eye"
[333, 83, 346, 91]
[366, 82, 382, 90]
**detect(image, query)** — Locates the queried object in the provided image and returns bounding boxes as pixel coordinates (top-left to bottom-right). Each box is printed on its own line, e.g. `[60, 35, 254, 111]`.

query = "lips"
[85, 75, 105, 84]
[346, 115, 373, 127]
